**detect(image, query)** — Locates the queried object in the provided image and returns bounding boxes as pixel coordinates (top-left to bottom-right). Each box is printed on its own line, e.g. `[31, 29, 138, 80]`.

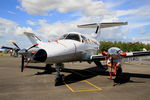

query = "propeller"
[12, 42, 20, 49]
[27, 44, 38, 51]
[17, 43, 39, 72]
[21, 55, 24, 72]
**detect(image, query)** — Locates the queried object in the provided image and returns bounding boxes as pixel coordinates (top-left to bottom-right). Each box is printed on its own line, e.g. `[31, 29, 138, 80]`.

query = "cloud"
[17, 0, 109, 16]
[0, 16, 123, 42]
[0, 17, 33, 37]
[116, 9, 138, 17]
[141, 41, 150, 44]
[0, 18, 18, 37]
[15, 27, 34, 36]
[7, 11, 16, 14]
[116, 6, 150, 17]
[128, 22, 150, 29]
[26, 20, 36, 26]
[36, 20, 77, 40]
[3, 0, 150, 44]
[26, 16, 126, 41]
[132, 36, 150, 41]
[140, 28, 150, 34]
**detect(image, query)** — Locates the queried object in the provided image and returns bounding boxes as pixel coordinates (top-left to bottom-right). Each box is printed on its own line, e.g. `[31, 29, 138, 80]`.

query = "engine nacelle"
[108, 47, 123, 58]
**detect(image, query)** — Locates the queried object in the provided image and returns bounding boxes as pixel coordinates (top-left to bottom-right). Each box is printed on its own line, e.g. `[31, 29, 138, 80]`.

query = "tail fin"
[24, 32, 41, 45]
[77, 22, 128, 39]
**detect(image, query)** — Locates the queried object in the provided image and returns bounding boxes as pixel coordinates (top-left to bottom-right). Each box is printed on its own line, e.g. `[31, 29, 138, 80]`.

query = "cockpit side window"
[81, 35, 87, 43]
[65, 34, 80, 42]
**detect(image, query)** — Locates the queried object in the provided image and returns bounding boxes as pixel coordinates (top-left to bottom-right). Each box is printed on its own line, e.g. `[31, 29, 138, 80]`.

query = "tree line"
[99, 41, 150, 52]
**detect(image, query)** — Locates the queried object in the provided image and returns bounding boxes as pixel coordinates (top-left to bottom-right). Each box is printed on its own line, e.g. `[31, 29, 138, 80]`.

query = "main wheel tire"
[116, 67, 122, 76]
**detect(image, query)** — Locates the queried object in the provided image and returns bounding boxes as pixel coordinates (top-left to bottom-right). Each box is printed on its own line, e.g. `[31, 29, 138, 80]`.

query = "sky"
[0, 0, 150, 48]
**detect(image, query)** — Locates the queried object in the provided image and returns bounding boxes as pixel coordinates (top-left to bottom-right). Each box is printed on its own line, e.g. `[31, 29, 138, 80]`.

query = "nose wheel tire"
[94, 61, 106, 72]
[45, 64, 53, 74]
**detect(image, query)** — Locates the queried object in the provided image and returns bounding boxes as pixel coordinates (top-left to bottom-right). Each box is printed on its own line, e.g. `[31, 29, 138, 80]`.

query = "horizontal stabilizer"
[77, 22, 128, 28]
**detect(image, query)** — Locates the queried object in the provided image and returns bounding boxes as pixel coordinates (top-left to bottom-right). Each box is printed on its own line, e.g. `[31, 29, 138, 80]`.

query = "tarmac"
[0, 56, 150, 100]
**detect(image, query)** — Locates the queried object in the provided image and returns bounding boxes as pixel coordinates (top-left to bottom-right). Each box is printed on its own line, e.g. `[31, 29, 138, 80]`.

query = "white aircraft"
[16, 22, 150, 86]
[0, 46, 12, 52]
[0, 48, 6, 52]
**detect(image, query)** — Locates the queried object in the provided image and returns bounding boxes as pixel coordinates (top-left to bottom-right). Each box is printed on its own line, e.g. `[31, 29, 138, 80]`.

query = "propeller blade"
[27, 44, 38, 51]
[12, 42, 20, 49]
[21, 55, 24, 72]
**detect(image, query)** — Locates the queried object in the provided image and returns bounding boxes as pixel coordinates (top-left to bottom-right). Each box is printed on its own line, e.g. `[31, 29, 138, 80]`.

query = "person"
[107, 56, 121, 80]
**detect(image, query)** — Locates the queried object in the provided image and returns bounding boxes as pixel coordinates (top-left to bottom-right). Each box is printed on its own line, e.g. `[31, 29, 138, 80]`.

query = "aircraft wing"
[77, 22, 128, 28]
[1, 46, 13, 50]
[91, 51, 150, 61]
[122, 51, 150, 58]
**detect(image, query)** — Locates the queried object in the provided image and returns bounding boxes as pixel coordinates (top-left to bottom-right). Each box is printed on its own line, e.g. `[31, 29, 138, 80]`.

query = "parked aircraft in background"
[0, 48, 6, 52]
[0, 45, 13, 53]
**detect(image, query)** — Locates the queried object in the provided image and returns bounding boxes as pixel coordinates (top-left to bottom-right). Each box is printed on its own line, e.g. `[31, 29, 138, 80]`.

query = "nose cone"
[33, 49, 47, 62]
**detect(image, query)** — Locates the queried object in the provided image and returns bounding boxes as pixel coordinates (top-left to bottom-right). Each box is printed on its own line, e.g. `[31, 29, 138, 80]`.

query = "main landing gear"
[113, 67, 130, 86]
[44, 64, 53, 74]
[38, 63, 64, 86]
[94, 61, 107, 72]
[36, 64, 53, 75]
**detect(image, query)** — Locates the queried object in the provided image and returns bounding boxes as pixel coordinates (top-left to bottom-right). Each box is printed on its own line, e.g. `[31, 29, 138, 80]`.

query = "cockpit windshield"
[65, 34, 80, 42]
[59, 33, 81, 42]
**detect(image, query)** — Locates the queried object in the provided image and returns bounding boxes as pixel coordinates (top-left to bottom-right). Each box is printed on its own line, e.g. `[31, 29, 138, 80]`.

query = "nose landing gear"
[54, 63, 64, 86]
[44, 64, 53, 74]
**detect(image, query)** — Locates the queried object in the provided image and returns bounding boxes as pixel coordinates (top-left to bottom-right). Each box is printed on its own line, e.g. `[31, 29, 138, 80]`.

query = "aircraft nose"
[33, 49, 47, 62]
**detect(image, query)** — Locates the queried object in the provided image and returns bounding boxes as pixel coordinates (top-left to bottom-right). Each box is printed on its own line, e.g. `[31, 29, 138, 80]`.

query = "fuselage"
[33, 32, 99, 64]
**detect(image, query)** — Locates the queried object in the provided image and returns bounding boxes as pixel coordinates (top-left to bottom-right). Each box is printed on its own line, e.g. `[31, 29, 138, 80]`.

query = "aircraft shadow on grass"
[26, 65, 150, 85]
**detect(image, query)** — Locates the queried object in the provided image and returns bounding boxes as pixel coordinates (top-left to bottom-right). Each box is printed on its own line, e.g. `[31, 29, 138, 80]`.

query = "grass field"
[0, 53, 10, 56]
